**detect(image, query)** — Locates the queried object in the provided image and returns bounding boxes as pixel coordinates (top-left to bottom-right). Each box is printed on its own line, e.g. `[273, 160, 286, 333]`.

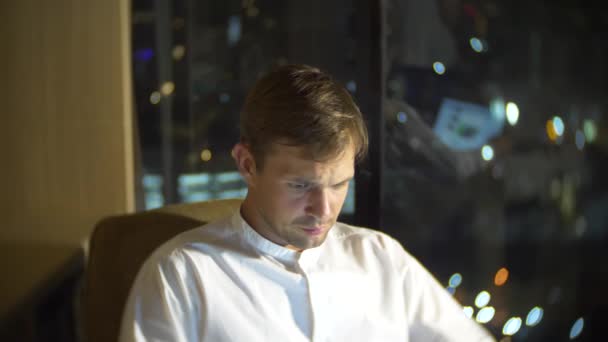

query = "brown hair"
[240, 64, 368, 168]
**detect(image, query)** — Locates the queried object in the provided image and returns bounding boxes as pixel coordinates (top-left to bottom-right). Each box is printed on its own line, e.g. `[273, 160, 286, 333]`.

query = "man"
[119, 64, 495, 341]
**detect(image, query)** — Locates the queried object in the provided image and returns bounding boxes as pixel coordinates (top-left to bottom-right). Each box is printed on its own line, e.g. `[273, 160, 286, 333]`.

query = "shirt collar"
[231, 208, 327, 264]
[232, 209, 299, 263]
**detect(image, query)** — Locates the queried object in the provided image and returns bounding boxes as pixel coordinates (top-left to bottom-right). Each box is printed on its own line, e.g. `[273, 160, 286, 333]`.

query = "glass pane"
[132, 0, 361, 219]
[383, 1, 607, 340]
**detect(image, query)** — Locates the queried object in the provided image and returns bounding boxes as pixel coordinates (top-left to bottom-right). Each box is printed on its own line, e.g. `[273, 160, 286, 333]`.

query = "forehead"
[262, 143, 355, 180]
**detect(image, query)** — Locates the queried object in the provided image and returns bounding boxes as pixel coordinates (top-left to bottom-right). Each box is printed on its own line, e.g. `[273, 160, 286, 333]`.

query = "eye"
[333, 180, 350, 189]
[287, 182, 310, 191]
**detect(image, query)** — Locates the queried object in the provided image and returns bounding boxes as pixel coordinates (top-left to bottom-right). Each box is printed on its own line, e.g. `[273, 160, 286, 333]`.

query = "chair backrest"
[82, 198, 242, 342]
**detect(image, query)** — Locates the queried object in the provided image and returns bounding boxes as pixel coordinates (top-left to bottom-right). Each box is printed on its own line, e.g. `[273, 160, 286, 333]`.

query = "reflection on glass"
[502, 317, 522, 336]
[217, 189, 248, 199]
[434, 98, 501, 150]
[216, 172, 241, 183]
[143, 174, 164, 210]
[178, 172, 247, 203]
[341, 181, 355, 215]
[569, 317, 584, 339]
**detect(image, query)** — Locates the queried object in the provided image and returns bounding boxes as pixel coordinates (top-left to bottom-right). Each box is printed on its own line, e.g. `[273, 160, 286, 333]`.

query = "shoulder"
[141, 214, 241, 272]
[331, 222, 403, 249]
[328, 222, 415, 267]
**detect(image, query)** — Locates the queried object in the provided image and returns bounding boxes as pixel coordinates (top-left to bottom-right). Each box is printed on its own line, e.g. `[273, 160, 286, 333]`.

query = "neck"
[240, 195, 302, 251]
[239, 195, 258, 233]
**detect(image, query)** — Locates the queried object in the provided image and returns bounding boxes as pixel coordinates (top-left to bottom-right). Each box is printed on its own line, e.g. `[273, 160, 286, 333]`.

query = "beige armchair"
[81, 198, 243, 342]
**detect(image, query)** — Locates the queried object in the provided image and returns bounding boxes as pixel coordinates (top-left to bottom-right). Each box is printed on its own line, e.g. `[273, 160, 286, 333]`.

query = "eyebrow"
[288, 176, 353, 186]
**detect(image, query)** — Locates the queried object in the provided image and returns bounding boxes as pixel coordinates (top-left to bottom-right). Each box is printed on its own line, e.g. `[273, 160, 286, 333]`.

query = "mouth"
[300, 226, 326, 236]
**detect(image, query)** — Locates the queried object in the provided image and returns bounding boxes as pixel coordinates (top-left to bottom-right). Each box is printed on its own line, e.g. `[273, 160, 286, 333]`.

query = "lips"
[301, 226, 325, 236]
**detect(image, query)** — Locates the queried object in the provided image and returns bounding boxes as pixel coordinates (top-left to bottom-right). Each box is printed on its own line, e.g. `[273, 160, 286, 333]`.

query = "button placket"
[297, 252, 319, 341]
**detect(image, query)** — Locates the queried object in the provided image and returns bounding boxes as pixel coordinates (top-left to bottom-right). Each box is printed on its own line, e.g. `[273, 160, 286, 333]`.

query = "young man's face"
[236, 142, 355, 251]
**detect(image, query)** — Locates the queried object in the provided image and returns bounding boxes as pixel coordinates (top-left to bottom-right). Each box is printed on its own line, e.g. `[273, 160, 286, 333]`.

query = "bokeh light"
[481, 145, 494, 161]
[494, 267, 509, 286]
[227, 16, 242, 46]
[569, 317, 584, 339]
[161, 81, 175, 96]
[433, 62, 446, 75]
[149, 91, 161, 105]
[583, 119, 597, 142]
[135, 48, 154, 62]
[172, 45, 186, 60]
[475, 290, 491, 308]
[526, 306, 544, 327]
[506, 102, 519, 126]
[575, 130, 585, 150]
[546, 120, 558, 141]
[553, 116, 565, 136]
[470, 37, 484, 52]
[449, 273, 463, 288]
[546, 116, 565, 142]
[397, 111, 408, 123]
[346, 80, 357, 93]
[503, 317, 522, 336]
[219, 93, 231, 103]
[490, 98, 506, 122]
[200, 149, 212, 162]
[476, 306, 495, 324]
[463, 306, 474, 319]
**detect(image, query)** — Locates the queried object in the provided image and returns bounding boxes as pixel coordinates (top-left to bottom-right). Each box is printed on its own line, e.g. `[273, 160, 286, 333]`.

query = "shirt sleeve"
[119, 250, 204, 342]
[399, 247, 496, 342]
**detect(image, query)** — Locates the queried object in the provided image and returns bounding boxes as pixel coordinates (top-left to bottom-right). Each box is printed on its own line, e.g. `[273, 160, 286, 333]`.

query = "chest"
[197, 256, 408, 341]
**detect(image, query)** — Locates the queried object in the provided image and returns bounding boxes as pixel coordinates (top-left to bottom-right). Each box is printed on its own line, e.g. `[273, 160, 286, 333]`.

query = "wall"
[0, 0, 134, 246]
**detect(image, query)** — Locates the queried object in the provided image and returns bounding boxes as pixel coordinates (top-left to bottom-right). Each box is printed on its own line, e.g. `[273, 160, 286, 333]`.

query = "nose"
[306, 187, 332, 221]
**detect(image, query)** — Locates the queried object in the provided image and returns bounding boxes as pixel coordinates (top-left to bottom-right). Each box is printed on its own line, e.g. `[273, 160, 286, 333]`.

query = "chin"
[292, 235, 328, 250]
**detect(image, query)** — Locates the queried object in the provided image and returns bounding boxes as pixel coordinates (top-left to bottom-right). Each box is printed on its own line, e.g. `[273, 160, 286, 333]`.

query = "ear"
[231, 143, 257, 186]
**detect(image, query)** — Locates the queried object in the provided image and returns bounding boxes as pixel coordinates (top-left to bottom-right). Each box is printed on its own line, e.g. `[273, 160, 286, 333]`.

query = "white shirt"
[119, 209, 495, 342]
